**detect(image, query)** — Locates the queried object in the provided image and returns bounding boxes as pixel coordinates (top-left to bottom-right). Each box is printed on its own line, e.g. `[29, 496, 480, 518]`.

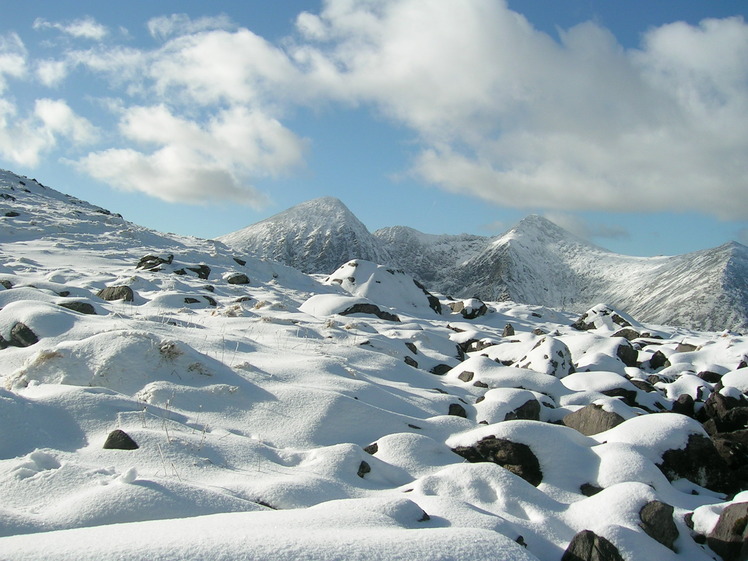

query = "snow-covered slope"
[218, 197, 392, 274]
[2, 168, 747, 561]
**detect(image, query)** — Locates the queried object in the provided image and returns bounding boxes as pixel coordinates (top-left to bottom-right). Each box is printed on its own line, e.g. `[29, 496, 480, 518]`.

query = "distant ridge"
[220, 201, 748, 332]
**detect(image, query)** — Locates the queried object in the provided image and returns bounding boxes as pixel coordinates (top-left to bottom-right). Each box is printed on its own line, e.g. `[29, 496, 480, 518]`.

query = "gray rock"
[9, 322, 39, 347]
[562, 404, 625, 436]
[58, 301, 96, 315]
[226, 273, 250, 285]
[707, 502, 748, 561]
[658, 434, 736, 494]
[452, 436, 542, 486]
[97, 286, 134, 302]
[504, 399, 541, 422]
[340, 303, 400, 322]
[103, 429, 139, 450]
[561, 530, 624, 561]
[639, 501, 678, 550]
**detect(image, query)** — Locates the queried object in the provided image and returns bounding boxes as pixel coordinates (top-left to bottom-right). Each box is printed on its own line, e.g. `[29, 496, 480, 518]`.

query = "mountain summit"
[217, 197, 392, 274]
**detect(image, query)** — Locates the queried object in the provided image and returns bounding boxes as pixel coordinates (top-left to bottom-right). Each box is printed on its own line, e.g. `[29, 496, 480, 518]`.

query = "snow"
[0, 168, 746, 560]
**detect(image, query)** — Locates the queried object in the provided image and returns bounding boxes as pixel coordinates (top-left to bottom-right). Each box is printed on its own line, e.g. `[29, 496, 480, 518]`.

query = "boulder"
[612, 327, 641, 341]
[58, 301, 96, 315]
[561, 530, 624, 561]
[504, 399, 541, 422]
[226, 273, 250, 285]
[639, 501, 678, 550]
[136, 254, 173, 270]
[186, 264, 211, 280]
[448, 403, 468, 418]
[658, 434, 736, 494]
[97, 286, 134, 302]
[452, 436, 542, 486]
[562, 404, 625, 436]
[340, 303, 400, 322]
[503, 324, 515, 337]
[103, 429, 139, 450]
[671, 394, 695, 418]
[707, 502, 748, 561]
[615, 341, 639, 367]
[516, 336, 574, 378]
[9, 322, 39, 347]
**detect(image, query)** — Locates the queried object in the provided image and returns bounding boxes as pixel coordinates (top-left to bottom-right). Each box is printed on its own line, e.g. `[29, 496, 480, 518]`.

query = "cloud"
[0, 33, 27, 92]
[292, 1, 748, 220]
[543, 212, 629, 243]
[0, 98, 97, 166]
[76, 104, 305, 205]
[147, 14, 235, 40]
[33, 17, 109, 41]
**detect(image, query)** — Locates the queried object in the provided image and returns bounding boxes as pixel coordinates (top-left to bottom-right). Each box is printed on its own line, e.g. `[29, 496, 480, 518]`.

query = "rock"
[516, 336, 574, 377]
[404, 356, 418, 368]
[639, 501, 678, 550]
[226, 273, 250, 285]
[203, 296, 217, 307]
[580, 483, 603, 497]
[413, 279, 442, 315]
[339, 303, 400, 322]
[503, 324, 515, 337]
[97, 286, 134, 302]
[562, 404, 625, 436]
[698, 371, 723, 384]
[186, 264, 211, 280]
[452, 436, 543, 486]
[455, 298, 487, 319]
[448, 403, 468, 418]
[712, 430, 748, 487]
[136, 254, 173, 270]
[458, 371, 475, 383]
[103, 429, 139, 450]
[184, 298, 200, 304]
[357, 461, 371, 478]
[649, 350, 670, 370]
[58, 301, 96, 315]
[630, 379, 656, 393]
[561, 530, 624, 561]
[612, 327, 641, 341]
[504, 399, 541, 422]
[430, 364, 452, 376]
[7, 323, 38, 347]
[707, 502, 748, 561]
[572, 304, 633, 332]
[405, 342, 418, 354]
[233, 257, 247, 266]
[671, 394, 695, 417]
[658, 434, 736, 494]
[363, 443, 378, 455]
[616, 341, 639, 367]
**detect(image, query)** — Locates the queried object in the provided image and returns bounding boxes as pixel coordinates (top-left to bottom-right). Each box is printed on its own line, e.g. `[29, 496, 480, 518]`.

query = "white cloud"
[0, 33, 27, 92]
[36, 59, 69, 86]
[543, 212, 629, 243]
[147, 14, 235, 40]
[33, 17, 109, 41]
[292, 1, 748, 220]
[0, 98, 97, 166]
[76, 104, 305, 205]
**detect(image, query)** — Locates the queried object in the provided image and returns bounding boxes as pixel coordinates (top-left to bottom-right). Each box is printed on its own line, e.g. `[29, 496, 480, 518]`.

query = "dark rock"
[103, 429, 139, 450]
[712, 429, 748, 470]
[186, 264, 211, 280]
[405, 342, 418, 354]
[97, 286, 134, 302]
[226, 273, 250, 285]
[448, 403, 468, 418]
[203, 296, 217, 307]
[561, 530, 624, 561]
[0, 279, 12, 289]
[658, 434, 736, 494]
[136, 254, 173, 270]
[630, 379, 656, 393]
[600, 388, 638, 408]
[532, 328, 547, 336]
[639, 501, 678, 550]
[357, 461, 371, 478]
[184, 298, 200, 304]
[675, 342, 698, 353]
[707, 502, 748, 561]
[204, 285, 215, 292]
[473, 380, 488, 388]
[233, 257, 247, 266]
[671, 394, 695, 417]
[458, 371, 474, 383]
[698, 371, 723, 384]
[616, 341, 639, 367]
[340, 303, 400, 322]
[505, 399, 541, 422]
[580, 483, 603, 497]
[562, 404, 625, 436]
[503, 324, 515, 337]
[4, 211, 19, 217]
[363, 443, 378, 455]
[452, 436, 542, 486]
[58, 301, 96, 315]
[173, 268, 186, 275]
[649, 350, 670, 370]
[404, 356, 418, 368]
[10, 322, 38, 347]
[612, 327, 641, 341]
[430, 364, 452, 376]
[413, 279, 442, 315]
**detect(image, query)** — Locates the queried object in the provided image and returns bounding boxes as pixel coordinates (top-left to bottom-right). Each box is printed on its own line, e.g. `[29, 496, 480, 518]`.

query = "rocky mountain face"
[219, 198, 748, 332]
[217, 197, 392, 274]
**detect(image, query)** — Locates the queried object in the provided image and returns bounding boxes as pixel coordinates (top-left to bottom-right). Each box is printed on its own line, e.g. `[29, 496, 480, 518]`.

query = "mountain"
[217, 197, 392, 274]
[221, 204, 748, 332]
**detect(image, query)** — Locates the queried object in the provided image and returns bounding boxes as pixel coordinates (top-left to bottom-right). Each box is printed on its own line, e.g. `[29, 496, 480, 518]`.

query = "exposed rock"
[612, 327, 641, 341]
[405, 342, 418, 355]
[452, 436, 542, 486]
[658, 433, 736, 494]
[226, 273, 250, 285]
[562, 404, 625, 436]
[671, 394, 695, 417]
[630, 379, 656, 393]
[339, 303, 400, 322]
[9, 322, 38, 347]
[450, 298, 486, 319]
[58, 301, 96, 315]
[413, 279, 442, 315]
[561, 530, 624, 561]
[357, 461, 371, 478]
[707, 501, 748, 561]
[430, 364, 452, 376]
[639, 501, 678, 550]
[503, 324, 515, 337]
[184, 298, 200, 304]
[516, 336, 574, 378]
[448, 403, 468, 418]
[363, 443, 378, 455]
[458, 371, 474, 383]
[698, 371, 723, 384]
[504, 399, 541, 422]
[136, 254, 173, 270]
[649, 350, 670, 370]
[103, 429, 139, 450]
[97, 286, 134, 302]
[233, 257, 247, 266]
[203, 296, 217, 307]
[186, 264, 211, 280]
[404, 356, 418, 368]
[616, 341, 639, 367]
[580, 483, 603, 497]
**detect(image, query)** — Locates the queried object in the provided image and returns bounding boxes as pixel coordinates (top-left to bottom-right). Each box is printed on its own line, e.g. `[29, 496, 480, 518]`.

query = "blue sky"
[0, 0, 746, 257]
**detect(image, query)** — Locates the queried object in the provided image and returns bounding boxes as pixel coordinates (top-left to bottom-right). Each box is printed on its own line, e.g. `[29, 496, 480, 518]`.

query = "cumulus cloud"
[33, 16, 109, 41]
[0, 98, 97, 166]
[0, 33, 27, 92]
[147, 14, 235, 40]
[76, 104, 305, 205]
[292, 1, 748, 220]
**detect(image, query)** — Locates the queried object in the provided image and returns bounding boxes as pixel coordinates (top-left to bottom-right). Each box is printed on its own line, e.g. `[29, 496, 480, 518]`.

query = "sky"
[0, 0, 747, 257]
